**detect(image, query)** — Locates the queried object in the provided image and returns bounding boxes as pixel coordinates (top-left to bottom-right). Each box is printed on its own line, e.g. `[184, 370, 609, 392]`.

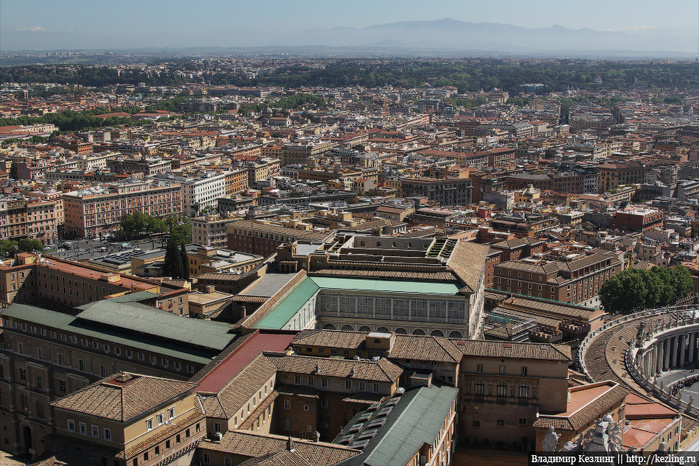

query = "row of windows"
[145, 407, 176, 431]
[475, 364, 528, 376]
[15, 339, 194, 374]
[67, 419, 111, 440]
[472, 418, 527, 428]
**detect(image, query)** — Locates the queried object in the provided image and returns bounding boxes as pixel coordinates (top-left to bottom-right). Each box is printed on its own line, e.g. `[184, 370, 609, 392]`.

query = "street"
[44, 238, 166, 262]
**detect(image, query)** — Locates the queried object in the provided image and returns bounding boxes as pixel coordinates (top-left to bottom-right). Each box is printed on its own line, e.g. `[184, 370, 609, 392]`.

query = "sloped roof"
[51, 372, 197, 423]
[266, 354, 402, 383]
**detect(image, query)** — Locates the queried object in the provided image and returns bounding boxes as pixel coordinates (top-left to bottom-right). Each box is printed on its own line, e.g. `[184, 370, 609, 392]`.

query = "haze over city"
[2, 0, 698, 56]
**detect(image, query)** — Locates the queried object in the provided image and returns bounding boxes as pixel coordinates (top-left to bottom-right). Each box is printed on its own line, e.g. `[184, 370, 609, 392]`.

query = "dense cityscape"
[1, 20, 699, 465]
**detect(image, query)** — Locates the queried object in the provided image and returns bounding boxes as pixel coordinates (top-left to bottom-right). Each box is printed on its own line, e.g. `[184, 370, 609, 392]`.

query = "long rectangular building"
[63, 180, 182, 239]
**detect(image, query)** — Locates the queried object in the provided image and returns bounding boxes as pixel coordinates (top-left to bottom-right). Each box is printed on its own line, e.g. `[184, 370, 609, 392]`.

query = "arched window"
[448, 330, 463, 339]
[394, 328, 408, 334]
[519, 383, 529, 398]
[430, 329, 444, 337]
[497, 382, 507, 397]
[358, 326, 371, 332]
[412, 329, 426, 335]
[341, 325, 354, 331]
[322, 324, 336, 330]
[376, 327, 390, 333]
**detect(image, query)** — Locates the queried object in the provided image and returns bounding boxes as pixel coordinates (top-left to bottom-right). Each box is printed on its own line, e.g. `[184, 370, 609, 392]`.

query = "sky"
[1, 0, 698, 51]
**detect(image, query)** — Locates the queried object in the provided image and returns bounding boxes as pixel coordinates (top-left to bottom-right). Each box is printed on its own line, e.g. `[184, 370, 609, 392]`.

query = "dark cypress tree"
[181, 243, 190, 280]
[164, 240, 183, 279]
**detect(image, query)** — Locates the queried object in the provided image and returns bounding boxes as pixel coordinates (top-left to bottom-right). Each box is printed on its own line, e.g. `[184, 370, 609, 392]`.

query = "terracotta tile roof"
[266, 354, 403, 383]
[533, 384, 628, 432]
[239, 450, 312, 466]
[198, 430, 359, 465]
[447, 241, 489, 293]
[308, 269, 457, 282]
[200, 353, 277, 419]
[391, 335, 463, 364]
[293, 330, 462, 363]
[292, 329, 366, 350]
[50, 372, 197, 423]
[455, 340, 572, 362]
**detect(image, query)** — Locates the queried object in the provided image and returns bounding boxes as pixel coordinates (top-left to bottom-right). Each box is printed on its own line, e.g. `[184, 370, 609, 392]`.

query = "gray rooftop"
[76, 300, 236, 351]
[239, 273, 299, 298]
[335, 385, 457, 466]
[1, 304, 228, 364]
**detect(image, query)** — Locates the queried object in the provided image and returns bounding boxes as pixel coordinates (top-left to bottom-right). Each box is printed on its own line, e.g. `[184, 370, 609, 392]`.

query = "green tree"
[164, 240, 184, 279]
[17, 239, 44, 253]
[170, 222, 191, 246]
[670, 266, 693, 301]
[599, 269, 647, 314]
[0, 240, 18, 256]
[180, 243, 190, 281]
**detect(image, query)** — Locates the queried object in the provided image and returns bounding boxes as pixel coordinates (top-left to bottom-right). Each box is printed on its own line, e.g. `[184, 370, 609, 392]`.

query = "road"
[44, 238, 166, 262]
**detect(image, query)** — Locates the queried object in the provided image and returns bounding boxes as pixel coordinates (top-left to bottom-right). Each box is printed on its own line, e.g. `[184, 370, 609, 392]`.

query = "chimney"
[205, 285, 216, 293]
[286, 436, 294, 451]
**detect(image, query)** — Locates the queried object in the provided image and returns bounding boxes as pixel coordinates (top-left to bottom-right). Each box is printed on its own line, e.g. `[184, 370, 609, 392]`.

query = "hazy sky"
[2, 0, 698, 50]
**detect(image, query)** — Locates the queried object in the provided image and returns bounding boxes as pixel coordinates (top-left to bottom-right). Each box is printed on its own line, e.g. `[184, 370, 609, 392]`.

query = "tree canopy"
[599, 265, 693, 314]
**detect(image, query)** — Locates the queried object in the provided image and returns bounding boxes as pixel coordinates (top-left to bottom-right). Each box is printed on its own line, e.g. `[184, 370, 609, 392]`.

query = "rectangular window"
[92, 425, 99, 437]
[168, 407, 175, 419]
[321, 378, 328, 387]
[18, 368, 26, 381]
[67, 419, 75, 431]
[521, 366, 528, 376]
[472, 421, 480, 428]
[497, 419, 505, 427]
[104, 428, 111, 440]
[79, 422, 87, 435]
[345, 380, 352, 390]
[499, 365, 506, 375]
[284, 399, 291, 410]
[146, 419, 153, 431]
[476, 364, 483, 373]
[36, 376, 42, 390]
[519, 418, 527, 425]
[59, 380, 66, 393]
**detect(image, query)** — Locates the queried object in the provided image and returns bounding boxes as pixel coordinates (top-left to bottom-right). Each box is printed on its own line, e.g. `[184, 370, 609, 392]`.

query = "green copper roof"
[335, 385, 458, 466]
[76, 300, 236, 351]
[255, 277, 320, 330]
[310, 276, 461, 295]
[1, 303, 227, 365]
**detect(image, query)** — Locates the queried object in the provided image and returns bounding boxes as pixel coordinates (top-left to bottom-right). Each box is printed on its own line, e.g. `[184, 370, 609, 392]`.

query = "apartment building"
[47, 373, 205, 466]
[279, 142, 334, 166]
[0, 196, 59, 246]
[267, 353, 402, 441]
[0, 253, 188, 314]
[598, 162, 647, 193]
[107, 157, 172, 176]
[224, 168, 249, 195]
[192, 214, 242, 248]
[492, 250, 622, 306]
[400, 177, 472, 206]
[227, 219, 335, 257]
[63, 180, 182, 239]
[458, 340, 571, 449]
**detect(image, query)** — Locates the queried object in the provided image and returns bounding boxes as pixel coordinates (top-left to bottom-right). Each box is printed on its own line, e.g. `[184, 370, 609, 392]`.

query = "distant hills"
[3, 18, 697, 57]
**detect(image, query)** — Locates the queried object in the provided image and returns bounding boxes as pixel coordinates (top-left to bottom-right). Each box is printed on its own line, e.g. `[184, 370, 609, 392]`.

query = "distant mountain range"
[3, 18, 697, 57]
